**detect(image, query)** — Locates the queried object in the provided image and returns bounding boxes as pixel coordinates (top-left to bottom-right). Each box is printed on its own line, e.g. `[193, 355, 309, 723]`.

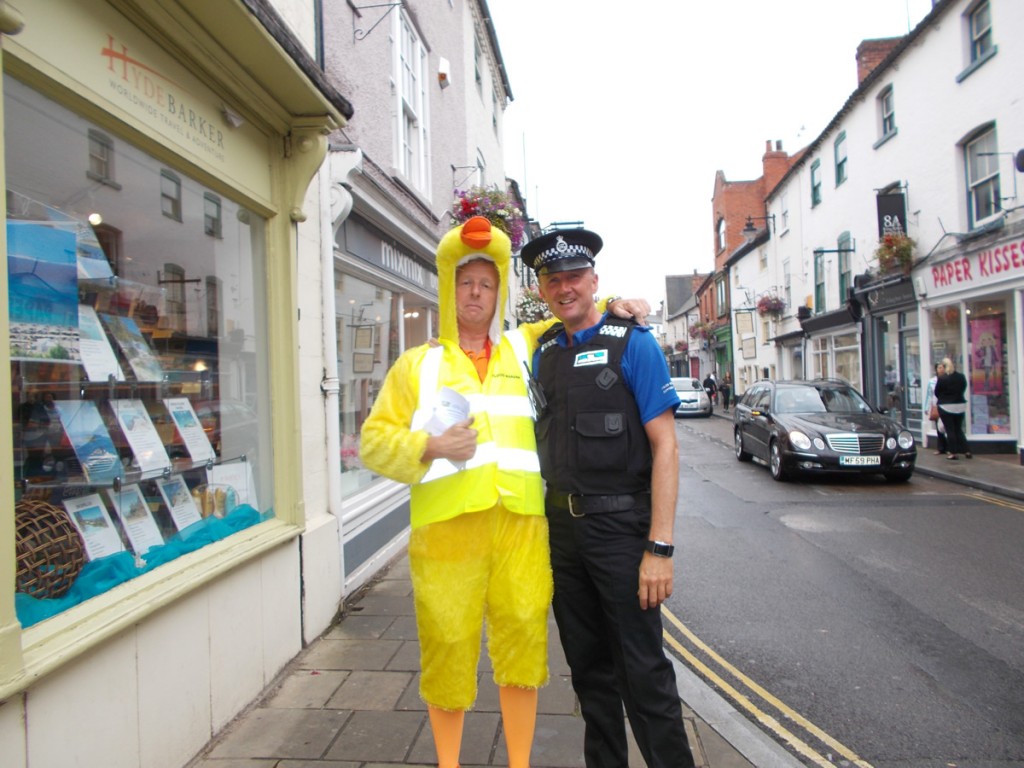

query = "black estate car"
[733, 379, 916, 482]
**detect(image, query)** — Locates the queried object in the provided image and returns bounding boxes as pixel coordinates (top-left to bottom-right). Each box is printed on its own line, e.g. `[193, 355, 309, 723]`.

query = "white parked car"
[671, 377, 713, 418]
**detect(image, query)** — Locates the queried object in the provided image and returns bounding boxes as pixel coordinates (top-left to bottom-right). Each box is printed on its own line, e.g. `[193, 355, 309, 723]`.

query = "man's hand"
[638, 552, 673, 610]
[422, 417, 477, 462]
[609, 298, 651, 326]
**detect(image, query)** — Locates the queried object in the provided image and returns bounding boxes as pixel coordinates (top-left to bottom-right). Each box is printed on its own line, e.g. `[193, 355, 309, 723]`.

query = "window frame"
[203, 192, 222, 238]
[970, 1, 993, 63]
[392, 9, 431, 195]
[716, 217, 726, 252]
[814, 249, 826, 312]
[837, 231, 853, 303]
[879, 85, 896, 139]
[834, 131, 848, 187]
[965, 126, 1001, 229]
[160, 169, 182, 222]
[86, 129, 121, 189]
[810, 160, 822, 207]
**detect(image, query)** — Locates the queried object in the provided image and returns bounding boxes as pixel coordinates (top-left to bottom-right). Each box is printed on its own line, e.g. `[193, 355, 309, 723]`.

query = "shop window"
[203, 193, 222, 238]
[160, 169, 182, 221]
[336, 272, 401, 495]
[965, 127, 1001, 228]
[966, 299, 1010, 435]
[6, 75, 273, 626]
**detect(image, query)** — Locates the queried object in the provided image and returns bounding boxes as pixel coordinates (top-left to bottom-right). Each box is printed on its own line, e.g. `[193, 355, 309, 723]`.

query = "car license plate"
[840, 455, 880, 466]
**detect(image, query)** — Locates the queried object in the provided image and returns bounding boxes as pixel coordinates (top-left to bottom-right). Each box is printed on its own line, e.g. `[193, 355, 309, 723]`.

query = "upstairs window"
[834, 132, 848, 186]
[204, 193, 222, 238]
[965, 127, 1001, 227]
[160, 170, 182, 221]
[87, 129, 119, 188]
[780, 192, 789, 232]
[393, 10, 430, 194]
[814, 249, 826, 312]
[811, 160, 822, 206]
[879, 86, 896, 139]
[837, 231, 853, 302]
[717, 217, 726, 252]
[474, 37, 483, 95]
[958, 1, 996, 81]
[970, 1, 993, 63]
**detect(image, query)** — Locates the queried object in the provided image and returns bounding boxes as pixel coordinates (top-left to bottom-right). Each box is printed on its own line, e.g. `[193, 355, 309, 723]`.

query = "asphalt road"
[665, 414, 1024, 768]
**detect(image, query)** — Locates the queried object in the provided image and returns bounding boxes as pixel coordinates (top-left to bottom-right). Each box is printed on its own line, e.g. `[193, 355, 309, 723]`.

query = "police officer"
[521, 228, 695, 768]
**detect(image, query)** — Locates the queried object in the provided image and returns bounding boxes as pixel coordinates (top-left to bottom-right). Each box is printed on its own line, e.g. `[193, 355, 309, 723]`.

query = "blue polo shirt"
[532, 314, 680, 424]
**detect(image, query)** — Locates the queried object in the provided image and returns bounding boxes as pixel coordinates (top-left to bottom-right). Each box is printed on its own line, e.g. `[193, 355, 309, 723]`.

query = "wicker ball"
[15, 499, 86, 599]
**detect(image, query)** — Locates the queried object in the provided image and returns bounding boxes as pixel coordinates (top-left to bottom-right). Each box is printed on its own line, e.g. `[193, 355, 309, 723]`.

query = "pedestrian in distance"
[522, 228, 696, 768]
[719, 372, 732, 412]
[925, 361, 947, 455]
[935, 356, 971, 460]
[702, 372, 717, 410]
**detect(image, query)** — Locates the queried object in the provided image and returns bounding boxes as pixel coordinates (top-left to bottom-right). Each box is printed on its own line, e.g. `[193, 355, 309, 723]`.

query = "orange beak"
[460, 215, 493, 249]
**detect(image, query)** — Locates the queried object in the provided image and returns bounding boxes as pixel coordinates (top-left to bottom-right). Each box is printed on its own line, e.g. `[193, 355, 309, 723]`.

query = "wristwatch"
[644, 540, 674, 557]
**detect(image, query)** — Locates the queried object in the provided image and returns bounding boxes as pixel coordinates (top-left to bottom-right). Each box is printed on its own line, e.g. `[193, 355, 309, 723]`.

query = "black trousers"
[939, 408, 969, 454]
[546, 501, 695, 768]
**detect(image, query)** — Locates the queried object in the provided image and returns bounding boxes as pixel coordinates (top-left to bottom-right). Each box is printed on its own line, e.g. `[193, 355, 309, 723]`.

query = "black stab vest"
[535, 317, 652, 495]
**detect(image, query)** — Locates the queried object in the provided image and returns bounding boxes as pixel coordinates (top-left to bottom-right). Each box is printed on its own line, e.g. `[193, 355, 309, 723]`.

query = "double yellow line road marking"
[661, 492, 1023, 765]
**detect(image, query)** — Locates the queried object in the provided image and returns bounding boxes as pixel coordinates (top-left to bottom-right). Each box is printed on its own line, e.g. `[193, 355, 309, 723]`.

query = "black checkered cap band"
[535, 241, 595, 272]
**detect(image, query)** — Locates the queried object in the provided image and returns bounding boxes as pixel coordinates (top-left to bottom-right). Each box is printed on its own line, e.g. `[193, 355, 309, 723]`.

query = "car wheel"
[885, 469, 913, 482]
[769, 439, 788, 481]
[735, 429, 752, 462]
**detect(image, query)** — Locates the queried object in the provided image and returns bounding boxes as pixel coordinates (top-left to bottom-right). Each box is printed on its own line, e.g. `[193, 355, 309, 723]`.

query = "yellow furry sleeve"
[358, 348, 432, 485]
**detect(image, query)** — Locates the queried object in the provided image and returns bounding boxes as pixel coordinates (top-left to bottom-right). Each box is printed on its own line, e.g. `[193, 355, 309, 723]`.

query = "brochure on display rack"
[64, 493, 125, 560]
[106, 484, 164, 556]
[78, 304, 126, 382]
[99, 312, 164, 382]
[208, 462, 259, 511]
[51, 399, 124, 483]
[155, 475, 204, 531]
[163, 397, 216, 463]
[109, 399, 171, 473]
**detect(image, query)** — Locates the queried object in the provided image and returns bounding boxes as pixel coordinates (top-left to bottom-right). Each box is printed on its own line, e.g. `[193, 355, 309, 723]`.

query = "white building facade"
[741, 0, 1023, 459]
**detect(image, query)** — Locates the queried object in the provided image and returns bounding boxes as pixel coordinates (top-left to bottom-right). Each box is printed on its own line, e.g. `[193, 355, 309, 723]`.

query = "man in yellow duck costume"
[360, 216, 646, 768]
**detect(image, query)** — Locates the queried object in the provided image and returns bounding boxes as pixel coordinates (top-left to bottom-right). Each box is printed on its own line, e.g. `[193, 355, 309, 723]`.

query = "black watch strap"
[644, 540, 674, 557]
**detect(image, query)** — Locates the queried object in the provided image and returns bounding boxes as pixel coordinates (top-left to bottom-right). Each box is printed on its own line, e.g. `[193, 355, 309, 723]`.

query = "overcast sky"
[486, 0, 936, 307]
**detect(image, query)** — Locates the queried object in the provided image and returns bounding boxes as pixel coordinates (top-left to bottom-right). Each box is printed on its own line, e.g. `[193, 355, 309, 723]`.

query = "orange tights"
[428, 686, 537, 768]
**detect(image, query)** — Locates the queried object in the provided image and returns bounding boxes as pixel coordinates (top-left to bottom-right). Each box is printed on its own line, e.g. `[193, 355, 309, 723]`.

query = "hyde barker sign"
[926, 234, 1024, 296]
[101, 34, 227, 163]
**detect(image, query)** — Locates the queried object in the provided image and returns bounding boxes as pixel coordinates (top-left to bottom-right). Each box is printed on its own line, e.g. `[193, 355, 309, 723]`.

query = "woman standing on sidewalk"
[925, 362, 948, 455]
[935, 356, 971, 460]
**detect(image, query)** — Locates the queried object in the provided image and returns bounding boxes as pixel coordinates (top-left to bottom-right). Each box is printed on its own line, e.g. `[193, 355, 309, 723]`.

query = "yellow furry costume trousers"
[409, 502, 553, 711]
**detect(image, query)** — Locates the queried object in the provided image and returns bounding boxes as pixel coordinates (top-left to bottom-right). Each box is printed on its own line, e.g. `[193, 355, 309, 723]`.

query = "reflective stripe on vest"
[413, 341, 539, 486]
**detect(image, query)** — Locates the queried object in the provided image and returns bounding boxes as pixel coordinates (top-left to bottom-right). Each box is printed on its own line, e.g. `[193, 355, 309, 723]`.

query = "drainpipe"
[321, 147, 363, 550]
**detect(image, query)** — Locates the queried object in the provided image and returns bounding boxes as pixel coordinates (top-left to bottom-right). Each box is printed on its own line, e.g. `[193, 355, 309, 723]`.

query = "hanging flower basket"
[451, 186, 525, 251]
[689, 321, 712, 341]
[674, 340, 688, 353]
[875, 233, 915, 275]
[756, 294, 786, 316]
[515, 285, 551, 323]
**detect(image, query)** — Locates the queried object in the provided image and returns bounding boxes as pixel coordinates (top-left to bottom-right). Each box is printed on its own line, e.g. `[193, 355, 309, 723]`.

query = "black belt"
[546, 490, 650, 517]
